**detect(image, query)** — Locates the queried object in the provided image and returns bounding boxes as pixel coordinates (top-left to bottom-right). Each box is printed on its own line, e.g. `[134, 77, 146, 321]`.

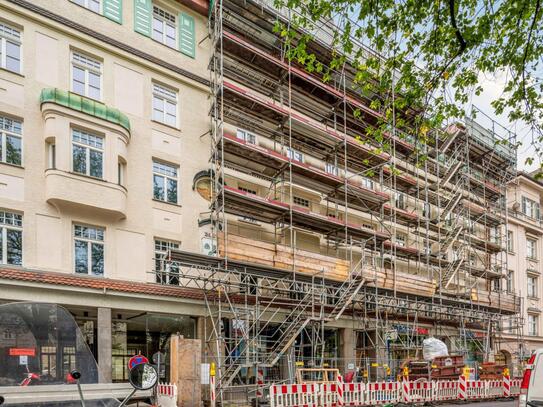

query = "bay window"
[72, 129, 104, 178]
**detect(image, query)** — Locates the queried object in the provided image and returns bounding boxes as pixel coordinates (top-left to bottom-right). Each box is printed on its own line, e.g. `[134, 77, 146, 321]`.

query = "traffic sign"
[128, 355, 149, 370]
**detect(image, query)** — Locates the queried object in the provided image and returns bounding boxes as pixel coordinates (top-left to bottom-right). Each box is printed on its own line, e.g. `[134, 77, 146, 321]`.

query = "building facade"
[0, 0, 526, 400]
[500, 173, 543, 365]
[0, 0, 211, 382]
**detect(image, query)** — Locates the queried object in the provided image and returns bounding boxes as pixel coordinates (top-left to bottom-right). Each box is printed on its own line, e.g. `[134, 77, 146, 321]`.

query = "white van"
[519, 349, 543, 407]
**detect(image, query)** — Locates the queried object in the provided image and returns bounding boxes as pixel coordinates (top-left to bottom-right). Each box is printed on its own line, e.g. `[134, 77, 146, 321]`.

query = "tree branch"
[449, 0, 467, 52]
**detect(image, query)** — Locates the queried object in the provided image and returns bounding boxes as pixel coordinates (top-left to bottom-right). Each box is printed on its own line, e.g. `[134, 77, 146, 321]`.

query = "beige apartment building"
[0, 0, 213, 382]
[500, 172, 543, 364]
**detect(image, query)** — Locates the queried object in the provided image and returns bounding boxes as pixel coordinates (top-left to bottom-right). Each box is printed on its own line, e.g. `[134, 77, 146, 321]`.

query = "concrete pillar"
[339, 328, 356, 376]
[97, 307, 112, 383]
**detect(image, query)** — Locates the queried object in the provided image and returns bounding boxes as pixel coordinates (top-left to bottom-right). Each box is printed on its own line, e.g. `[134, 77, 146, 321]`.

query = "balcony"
[45, 169, 127, 219]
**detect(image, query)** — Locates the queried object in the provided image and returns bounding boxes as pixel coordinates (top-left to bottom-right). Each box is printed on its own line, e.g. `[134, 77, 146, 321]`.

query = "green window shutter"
[134, 0, 152, 37]
[179, 12, 195, 58]
[103, 0, 123, 23]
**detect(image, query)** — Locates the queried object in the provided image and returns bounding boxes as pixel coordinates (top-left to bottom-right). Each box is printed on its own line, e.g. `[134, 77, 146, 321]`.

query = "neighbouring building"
[499, 172, 543, 367]
[0, 0, 526, 402]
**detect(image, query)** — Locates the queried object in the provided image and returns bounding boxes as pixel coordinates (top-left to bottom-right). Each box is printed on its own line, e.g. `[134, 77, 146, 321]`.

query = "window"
[325, 163, 339, 176]
[422, 202, 431, 219]
[293, 196, 310, 208]
[155, 239, 180, 285]
[74, 224, 104, 276]
[286, 147, 303, 163]
[361, 177, 374, 190]
[395, 234, 406, 247]
[71, 0, 122, 23]
[152, 6, 176, 48]
[48, 143, 56, 169]
[506, 270, 514, 294]
[492, 278, 501, 292]
[394, 192, 405, 210]
[72, 0, 100, 13]
[236, 129, 256, 144]
[152, 84, 178, 127]
[528, 314, 538, 336]
[239, 186, 257, 195]
[507, 230, 514, 252]
[528, 275, 538, 298]
[117, 161, 125, 186]
[522, 196, 541, 220]
[468, 253, 477, 266]
[0, 22, 22, 74]
[527, 238, 537, 259]
[0, 211, 23, 266]
[71, 52, 102, 100]
[153, 160, 178, 203]
[72, 129, 103, 178]
[0, 115, 22, 165]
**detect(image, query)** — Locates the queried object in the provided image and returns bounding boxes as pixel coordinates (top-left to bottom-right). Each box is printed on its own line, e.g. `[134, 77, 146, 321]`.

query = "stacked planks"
[218, 234, 436, 297]
[218, 233, 349, 280]
[365, 268, 436, 297]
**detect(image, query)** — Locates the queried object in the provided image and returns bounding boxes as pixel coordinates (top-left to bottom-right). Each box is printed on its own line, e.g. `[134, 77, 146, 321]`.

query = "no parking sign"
[128, 354, 149, 370]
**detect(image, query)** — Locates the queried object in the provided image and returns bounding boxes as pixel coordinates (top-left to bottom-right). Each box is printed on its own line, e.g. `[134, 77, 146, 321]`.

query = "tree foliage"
[273, 0, 543, 176]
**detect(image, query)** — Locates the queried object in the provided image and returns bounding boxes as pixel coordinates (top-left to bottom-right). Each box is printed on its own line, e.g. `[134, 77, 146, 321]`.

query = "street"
[439, 400, 516, 407]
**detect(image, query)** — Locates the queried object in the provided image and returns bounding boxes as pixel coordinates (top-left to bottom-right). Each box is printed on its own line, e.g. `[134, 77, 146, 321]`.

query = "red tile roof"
[0, 267, 206, 301]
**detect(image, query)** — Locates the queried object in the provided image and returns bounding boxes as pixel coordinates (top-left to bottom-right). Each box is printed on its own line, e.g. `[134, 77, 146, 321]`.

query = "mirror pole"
[118, 388, 137, 407]
[75, 380, 86, 407]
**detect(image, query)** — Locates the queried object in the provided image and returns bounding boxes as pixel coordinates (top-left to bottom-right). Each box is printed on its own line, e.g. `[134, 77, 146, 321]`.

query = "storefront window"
[111, 312, 195, 382]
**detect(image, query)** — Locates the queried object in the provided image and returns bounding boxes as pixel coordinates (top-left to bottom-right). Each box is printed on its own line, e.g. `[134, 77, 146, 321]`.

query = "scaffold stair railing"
[329, 257, 367, 321]
[440, 226, 464, 253]
[439, 125, 462, 154]
[263, 292, 318, 367]
[442, 250, 466, 289]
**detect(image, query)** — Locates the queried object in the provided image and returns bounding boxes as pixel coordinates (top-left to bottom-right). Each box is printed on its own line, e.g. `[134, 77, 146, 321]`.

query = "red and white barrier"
[466, 380, 486, 400]
[343, 382, 365, 406]
[510, 378, 521, 396]
[409, 381, 433, 403]
[321, 383, 339, 407]
[365, 382, 400, 405]
[503, 375, 510, 397]
[210, 376, 216, 407]
[256, 368, 264, 398]
[337, 374, 344, 407]
[458, 374, 467, 400]
[269, 376, 521, 407]
[157, 382, 177, 407]
[485, 380, 502, 399]
[270, 383, 320, 407]
[434, 380, 457, 401]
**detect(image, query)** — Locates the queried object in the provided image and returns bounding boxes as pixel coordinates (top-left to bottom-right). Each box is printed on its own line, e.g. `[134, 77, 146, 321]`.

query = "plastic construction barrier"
[270, 383, 320, 407]
[269, 376, 520, 407]
[157, 382, 177, 407]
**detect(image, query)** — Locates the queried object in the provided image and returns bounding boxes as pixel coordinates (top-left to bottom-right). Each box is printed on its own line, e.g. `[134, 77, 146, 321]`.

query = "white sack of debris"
[422, 337, 449, 360]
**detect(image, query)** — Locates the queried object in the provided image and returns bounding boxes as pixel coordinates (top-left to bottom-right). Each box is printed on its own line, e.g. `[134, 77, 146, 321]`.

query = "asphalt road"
[438, 400, 516, 407]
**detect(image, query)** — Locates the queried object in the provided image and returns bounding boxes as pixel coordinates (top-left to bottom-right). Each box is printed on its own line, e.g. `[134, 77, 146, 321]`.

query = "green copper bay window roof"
[40, 88, 131, 133]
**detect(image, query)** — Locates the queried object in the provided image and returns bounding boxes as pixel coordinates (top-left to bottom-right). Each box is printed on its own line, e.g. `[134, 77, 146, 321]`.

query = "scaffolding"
[157, 0, 523, 402]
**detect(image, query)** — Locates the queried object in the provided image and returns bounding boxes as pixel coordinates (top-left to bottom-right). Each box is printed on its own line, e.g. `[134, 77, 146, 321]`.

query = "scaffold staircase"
[441, 257, 465, 288]
[263, 296, 317, 367]
[329, 257, 367, 320]
[439, 124, 463, 154]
